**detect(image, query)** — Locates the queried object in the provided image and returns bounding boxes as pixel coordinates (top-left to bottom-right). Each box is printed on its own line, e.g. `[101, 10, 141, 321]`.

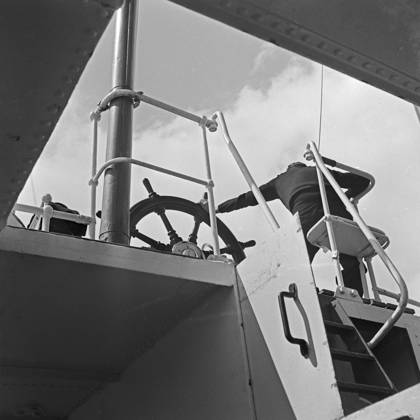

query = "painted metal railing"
[89, 90, 220, 253]
[14, 195, 91, 233]
[306, 141, 408, 348]
[89, 89, 280, 254]
[212, 111, 280, 232]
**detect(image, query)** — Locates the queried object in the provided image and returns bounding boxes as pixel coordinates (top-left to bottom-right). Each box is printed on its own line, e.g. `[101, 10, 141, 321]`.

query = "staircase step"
[324, 320, 355, 334]
[337, 381, 395, 396]
[331, 348, 374, 361]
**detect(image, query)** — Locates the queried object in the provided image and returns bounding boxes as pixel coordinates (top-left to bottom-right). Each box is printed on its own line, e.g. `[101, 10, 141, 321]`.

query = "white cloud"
[250, 43, 278, 74]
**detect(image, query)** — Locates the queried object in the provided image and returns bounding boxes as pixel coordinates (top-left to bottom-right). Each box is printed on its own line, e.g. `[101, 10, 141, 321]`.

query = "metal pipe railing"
[376, 287, 420, 308]
[307, 141, 408, 348]
[213, 111, 280, 232]
[315, 164, 345, 289]
[333, 161, 375, 204]
[14, 203, 92, 230]
[90, 91, 223, 254]
[89, 156, 221, 253]
[89, 113, 100, 239]
[366, 257, 381, 301]
[90, 91, 277, 255]
[138, 93, 218, 132]
[200, 122, 220, 255]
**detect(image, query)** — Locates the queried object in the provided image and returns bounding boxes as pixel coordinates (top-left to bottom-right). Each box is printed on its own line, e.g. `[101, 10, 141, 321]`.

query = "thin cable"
[317, 65, 325, 150]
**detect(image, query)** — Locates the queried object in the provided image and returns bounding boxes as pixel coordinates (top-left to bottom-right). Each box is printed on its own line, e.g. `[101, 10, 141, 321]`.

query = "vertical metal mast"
[99, 0, 138, 244]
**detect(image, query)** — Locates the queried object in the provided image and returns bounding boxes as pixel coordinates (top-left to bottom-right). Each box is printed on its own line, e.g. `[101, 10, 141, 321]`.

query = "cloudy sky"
[18, 0, 420, 300]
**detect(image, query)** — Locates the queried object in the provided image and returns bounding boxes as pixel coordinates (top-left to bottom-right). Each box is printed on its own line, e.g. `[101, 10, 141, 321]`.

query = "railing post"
[366, 257, 381, 301]
[358, 257, 370, 299]
[314, 165, 345, 289]
[42, 205, 53, 232]
[201, 123, 220, 255]
[99, 0, 138, 244]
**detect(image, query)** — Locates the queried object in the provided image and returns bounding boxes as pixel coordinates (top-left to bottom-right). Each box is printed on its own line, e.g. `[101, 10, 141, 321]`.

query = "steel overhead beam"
[169, 0, 420, 106]
[0, 0, 122, 231]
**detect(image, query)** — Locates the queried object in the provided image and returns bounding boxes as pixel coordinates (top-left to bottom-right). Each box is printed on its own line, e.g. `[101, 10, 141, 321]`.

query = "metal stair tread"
[337, 381, 395, 396]
[330, 348, 374, 361]
[324, 320, 356, 333]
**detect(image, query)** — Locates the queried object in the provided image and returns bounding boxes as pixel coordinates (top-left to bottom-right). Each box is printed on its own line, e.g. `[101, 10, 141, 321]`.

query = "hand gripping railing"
[306, 141, 408, 348]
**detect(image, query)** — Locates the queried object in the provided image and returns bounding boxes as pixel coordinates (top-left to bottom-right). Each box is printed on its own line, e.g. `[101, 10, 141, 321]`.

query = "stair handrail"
[306, 141, 408, 348]
[212, 111, 280, 232]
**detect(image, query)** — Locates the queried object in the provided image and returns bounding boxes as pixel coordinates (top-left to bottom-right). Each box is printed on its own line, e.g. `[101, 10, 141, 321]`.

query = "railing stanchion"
[89, 114, 100, 239]
[42, 205, 53, 232]
[359, 257, 370, 299]
[366, 257, 381, 301]
[315, 164, 345, 289]
[201, 122, 220, 255]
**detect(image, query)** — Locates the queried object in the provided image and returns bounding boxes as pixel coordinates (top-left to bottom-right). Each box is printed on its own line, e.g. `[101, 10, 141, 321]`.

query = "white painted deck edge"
[0, 227, 235, 286]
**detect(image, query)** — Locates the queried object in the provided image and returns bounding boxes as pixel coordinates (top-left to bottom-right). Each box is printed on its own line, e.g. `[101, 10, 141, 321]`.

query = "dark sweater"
[217, 166, 370, 215]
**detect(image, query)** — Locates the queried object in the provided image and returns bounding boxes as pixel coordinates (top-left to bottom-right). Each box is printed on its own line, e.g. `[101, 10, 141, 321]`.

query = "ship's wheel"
[129, 178, 254, 264]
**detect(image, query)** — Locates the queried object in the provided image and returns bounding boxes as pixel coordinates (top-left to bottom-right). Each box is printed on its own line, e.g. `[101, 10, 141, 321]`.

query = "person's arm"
[330, 169, 371, 199]
[305, 148, 374, 203]
[217, 178, 278, 213]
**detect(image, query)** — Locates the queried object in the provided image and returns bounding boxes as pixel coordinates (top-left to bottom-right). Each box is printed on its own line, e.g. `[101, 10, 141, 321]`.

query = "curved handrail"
[307, 141, 408, 348]
[89, 157, 209, 188]
[334, 161, 375, 204]
[213, 111, 280, 232]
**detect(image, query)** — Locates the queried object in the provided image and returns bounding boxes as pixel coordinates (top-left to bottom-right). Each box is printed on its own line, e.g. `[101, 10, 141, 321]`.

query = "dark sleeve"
[217, 178, 278, 213]
[330, 170, 370, 199]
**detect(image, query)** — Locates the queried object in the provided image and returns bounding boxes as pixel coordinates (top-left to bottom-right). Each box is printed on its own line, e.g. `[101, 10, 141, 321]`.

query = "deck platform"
[0, 227, 234, 418]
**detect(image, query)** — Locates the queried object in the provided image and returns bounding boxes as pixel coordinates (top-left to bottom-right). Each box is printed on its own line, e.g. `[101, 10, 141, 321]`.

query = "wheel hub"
[172, 241, 203, 259]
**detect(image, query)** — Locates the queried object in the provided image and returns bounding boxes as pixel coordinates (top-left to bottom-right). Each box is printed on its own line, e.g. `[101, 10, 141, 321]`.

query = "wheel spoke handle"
[188, 217, 201, 244]
[154, 207, 183, 245]
[131, 229, 171, 251]
[143, 178, 157, 197]
[219, 240, 256, 255]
